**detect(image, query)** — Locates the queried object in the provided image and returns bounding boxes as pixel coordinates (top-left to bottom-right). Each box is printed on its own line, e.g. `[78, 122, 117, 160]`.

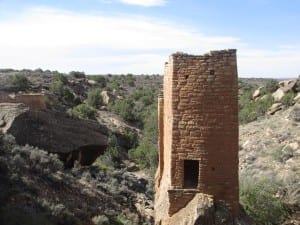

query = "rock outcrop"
[252, 87, 263, 100]
[156, 193, 251, 225]
[0, 103, 108, 166]
[267, 102, 284, 115]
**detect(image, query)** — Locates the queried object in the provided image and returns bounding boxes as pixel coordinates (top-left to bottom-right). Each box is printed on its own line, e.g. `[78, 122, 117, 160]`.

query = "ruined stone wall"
[155, 50, 239, 224]
[0, 92, 46, 111]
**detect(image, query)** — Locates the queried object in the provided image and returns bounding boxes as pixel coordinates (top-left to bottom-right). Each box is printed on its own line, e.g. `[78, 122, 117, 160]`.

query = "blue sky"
[0, 0, 299, 77]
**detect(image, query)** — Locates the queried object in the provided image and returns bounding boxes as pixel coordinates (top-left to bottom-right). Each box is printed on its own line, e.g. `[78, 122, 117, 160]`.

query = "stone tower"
[155, 50, 239, 224]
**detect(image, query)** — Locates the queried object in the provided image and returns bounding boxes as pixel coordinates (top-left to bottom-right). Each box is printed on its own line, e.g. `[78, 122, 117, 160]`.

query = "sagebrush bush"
[239, 91, 273, 124]
[11, 74, 30, 91]
[53, 73, 68, 84]
[49, 81, 74, 103]
[281, 92, 295, 106]
[108, 99, 135, 122]
[68, 104, 97, 120]
[69, 71, 85, 78]
[265, 79, 279, 93]
[89, 75, 107, 88]
[92, 215, 109, 225]
[240, 177, 289, 225]
[95, 134, 122, 168]
[87, 88, 103, 108]
[290, 106, 300, 122]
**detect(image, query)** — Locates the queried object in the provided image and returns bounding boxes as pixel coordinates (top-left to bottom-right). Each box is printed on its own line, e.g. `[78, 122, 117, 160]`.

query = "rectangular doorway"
[183, 160, 199, 189]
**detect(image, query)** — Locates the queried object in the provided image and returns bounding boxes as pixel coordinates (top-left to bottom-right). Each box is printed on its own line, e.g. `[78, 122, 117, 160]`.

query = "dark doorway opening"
[184, 160, 199, 189]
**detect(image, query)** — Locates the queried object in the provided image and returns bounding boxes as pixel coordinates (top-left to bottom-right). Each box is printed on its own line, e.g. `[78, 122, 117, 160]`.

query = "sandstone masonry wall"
[155, 50, 239, 225]
[0, 92, 46, 111]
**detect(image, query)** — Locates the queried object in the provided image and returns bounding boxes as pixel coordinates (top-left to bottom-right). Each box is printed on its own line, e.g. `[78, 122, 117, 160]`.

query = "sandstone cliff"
[0, 103, 108, 166]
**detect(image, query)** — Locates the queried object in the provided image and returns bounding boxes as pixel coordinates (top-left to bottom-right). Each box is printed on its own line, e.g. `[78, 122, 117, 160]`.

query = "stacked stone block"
[155, 49, 239, 224]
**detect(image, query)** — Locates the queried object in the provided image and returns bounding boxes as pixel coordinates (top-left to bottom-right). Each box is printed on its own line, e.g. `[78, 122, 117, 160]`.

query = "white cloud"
[118, 0, 166, 7]
[0, 7, 238, 74]
[0, 7, 299, 77]
[238, 47, 300, 78]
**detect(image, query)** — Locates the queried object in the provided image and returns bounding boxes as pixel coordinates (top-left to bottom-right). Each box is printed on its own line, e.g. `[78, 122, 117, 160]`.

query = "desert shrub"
[290, 106, 300, 122]
[281, 92, 295, 106]
[69, 71, 85, 78]
[53, 73, 68, 84]
[90, 75, 107, 88]
[240, 177, 289, 225]
[239, 91, 273, 124]
[122, 131, 138, 150]
[10, 74, 30, 91]
[265, 79, 279, 93]
[49, 81, 74, 104]
[108, 99, 135, 122]
[1, 134, 16, 151]
[87, 88, 103, 108]
[95, 134, 122, 168]
[256, 94, 274, 114]
[112, 214, 136, 225]
[68, 104, 97, 120]
[92, 215, 109, 225]
[272, 146, 294, 162]
[10, 144, 63, 174]
[125, 74, 136, 87]
[128, 141, 157, 171]
[129, 108, 158, 171]
[107, 81, 120, 91]
[38, 199, 79, 225]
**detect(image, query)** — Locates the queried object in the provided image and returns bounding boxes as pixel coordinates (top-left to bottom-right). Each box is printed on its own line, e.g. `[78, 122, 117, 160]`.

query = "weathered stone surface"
[101, 90, 115, 105]
[0, 91, 46, 110]
[0, 103, 108, 166]
[267, 102, 284, 115]
[87, 79, 97, 85]
[294, 92, 300, 102]
[279, 79, 297, 93]
[155, 50, 239, 225]
[157, 193, 251, 225]
[252, 87, 263, 100]
[272, 88, 285, 102]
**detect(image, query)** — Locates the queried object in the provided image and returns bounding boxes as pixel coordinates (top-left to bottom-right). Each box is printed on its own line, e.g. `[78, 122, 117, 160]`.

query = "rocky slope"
[1, 103, 108, 167]
[1, 70, 300, 224]
[0, 134, 153, 225]
[239, 103, 300, 224]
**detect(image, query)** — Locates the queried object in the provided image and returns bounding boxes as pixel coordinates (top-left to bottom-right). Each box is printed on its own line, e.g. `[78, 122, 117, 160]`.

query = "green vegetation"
[108, 99, 136, 122]
[89, 75, 107, 88]
[87, 88, 103, 108]
[49, 81, 74, 104]
[107, 80, 120, 91]
[239, 91, 274, 124]
[11, 74, 30, 91]
[240, 177, 289, 225]
[53, 73, 68, 84]
[69, 71, 85, 78]
[94, 133, 123, 169]
[281, 92, 295, 106]
[68, 104, 97, 120]
[128, 108, 158, 171]
[265, 79, 279, 93]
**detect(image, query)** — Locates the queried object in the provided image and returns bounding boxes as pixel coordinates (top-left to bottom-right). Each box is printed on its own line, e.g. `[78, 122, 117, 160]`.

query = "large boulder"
[278, 80, 297, 93]
[252, 87, 264, 100]
[100, 90, 115, 105]
[0, 103, 108, 166]
[267, 103, 284, 115]
[155, 193, 252, 225]
[272, 89, 285, 102]
[294, 93, 300, 103]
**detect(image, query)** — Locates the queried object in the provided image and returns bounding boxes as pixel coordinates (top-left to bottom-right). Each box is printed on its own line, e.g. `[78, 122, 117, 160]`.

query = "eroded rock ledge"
[0, 103, 108, 166]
